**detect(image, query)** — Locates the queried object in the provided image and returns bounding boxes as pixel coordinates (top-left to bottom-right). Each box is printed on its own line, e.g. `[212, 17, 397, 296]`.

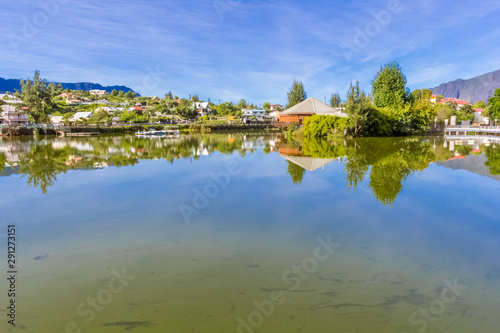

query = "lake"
[0, 133, 499, 333]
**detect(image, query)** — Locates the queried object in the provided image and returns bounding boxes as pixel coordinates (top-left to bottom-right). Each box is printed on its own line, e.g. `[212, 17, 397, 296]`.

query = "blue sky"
[1, 0, 500, 105]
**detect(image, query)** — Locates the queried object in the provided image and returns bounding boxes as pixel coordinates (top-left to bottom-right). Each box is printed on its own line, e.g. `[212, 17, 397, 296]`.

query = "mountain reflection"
[0, 134, 499, 202]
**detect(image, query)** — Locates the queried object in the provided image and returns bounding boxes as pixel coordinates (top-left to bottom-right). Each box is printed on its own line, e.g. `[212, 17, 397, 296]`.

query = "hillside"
[0, 77, 137, 95]
[432, 69, 500, 104]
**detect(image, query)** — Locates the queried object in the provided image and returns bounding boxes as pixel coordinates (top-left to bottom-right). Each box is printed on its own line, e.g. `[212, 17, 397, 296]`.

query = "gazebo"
[279, 97, 347, 124]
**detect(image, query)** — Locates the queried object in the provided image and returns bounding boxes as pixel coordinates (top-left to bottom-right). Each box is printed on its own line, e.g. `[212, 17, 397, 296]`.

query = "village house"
[97, 106, 124, 114]
[430, 95, 469, 108]
[194, 102, 213, 117]
[50, 116, 64, 126]
[66, 98, 82, 105]
[1, 105, 29, 126]
[0, 94, 22, 104]
[474, 108, 489, 124]
[242, 109, 268, 122]
[89, 89, 107, 96]
[270, 104, 283, 111]
[279, 97, 348, 124]
[71, 112, 93, 123]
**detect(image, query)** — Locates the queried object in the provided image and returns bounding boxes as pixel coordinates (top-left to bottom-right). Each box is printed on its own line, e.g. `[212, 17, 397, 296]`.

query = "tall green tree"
[286, 80, 307, 108]
[263, 102, 271, 111]
[236, 99, 247, 110]
[345, 81, 373, 136]
[330, 92, 342, 107]
[484, 88, 500, 121]
[14, 71, 54, 123]
[372, 61, 409, 109]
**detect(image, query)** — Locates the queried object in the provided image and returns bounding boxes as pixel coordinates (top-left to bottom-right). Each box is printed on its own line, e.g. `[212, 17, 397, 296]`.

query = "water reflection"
[1, 134, 499, 202]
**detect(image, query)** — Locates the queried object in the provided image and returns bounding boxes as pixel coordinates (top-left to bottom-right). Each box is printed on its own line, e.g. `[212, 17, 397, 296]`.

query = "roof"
[1, 105, 17, 112]
[195, 102, 210, 109]
[73, 112, 93, 119]
[50, 116, 63, 123]
[280, 154, 339, 171]
[282, 97, 348, 117]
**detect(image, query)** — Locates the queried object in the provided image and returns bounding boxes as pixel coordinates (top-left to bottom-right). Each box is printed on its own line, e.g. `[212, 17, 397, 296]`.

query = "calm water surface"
[0, 133, 499, 333]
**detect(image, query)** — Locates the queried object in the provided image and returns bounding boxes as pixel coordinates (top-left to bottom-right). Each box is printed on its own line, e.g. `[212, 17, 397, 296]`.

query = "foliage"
[484, 88, 500, 121]
[263, 102, 271, 111]
[473, 101, 486, 109]
[14, 71, 55, 123]
[216, 102, 240, 116]
[303, 115, 348, 138]
[392, 100, 436, 135]
[410, 88, 432, 103]
[372, 61, 409, 109]
[484, 145, 500, 175]
[345, 81, 375, 136]
[236, 99, 247, 110]
[436, 104, 453, 123]
[330, 92, 342, 107]
[456, 104, 475, 123]
[0, 152, 7, 172]
[287, 161, 305, 185]
[286, 80, 307, 108]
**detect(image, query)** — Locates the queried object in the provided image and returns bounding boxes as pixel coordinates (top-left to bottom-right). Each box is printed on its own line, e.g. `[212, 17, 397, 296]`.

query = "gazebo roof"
[280, 154, 340, 171]
[282, 97, 347, 117]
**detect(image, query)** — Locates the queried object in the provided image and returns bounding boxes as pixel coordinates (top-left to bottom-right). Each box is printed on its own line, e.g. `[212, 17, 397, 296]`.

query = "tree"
[372, 61, 409, 109]
[473, 101, 486, 109]
[236, 99, 247, 110]
[484, 88, 500, 121]
[192, 95, 199, 102]
[410, 89, 432, 103]
[345, 81, 373, 136]
[216, 102, 239, 116]
[286, 80, 307, 108]
[110, 89, 118, 97]
[456, 104, 475, 122]
[263, 102, 271, 111]
[14, 71, 54, 123]
[165, 91, 173, 100]
[118, 91, 125, 98]
[330, 92, 342, 107]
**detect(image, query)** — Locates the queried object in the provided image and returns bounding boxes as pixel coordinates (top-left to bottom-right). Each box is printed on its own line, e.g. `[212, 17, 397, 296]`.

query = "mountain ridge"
[0, 77, 137, 95]
[431, 69, 500, 104]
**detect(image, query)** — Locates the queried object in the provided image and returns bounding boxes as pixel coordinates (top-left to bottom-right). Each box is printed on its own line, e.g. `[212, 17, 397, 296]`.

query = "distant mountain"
[431, 69, 500, 104]
[0, 77, 137, 95]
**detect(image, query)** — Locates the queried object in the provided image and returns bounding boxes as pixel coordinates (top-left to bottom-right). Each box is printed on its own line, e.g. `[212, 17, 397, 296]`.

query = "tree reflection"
[7, 134, 259, 193]
[287, 161, 306, 185]
[18, 143, 69, 194]
[485, 145, 500, 175]
[0, 152, 7, 173]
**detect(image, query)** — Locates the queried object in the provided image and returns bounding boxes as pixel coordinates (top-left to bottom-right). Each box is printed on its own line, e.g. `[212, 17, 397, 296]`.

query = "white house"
[242, 109, 268, 122]
[89, 90, 107, 96]
[71, 112, 93, 122]
[0, 94, 22, 104]
[97, 106, 124, 114]
[1, 105, 29, 126]
[194, 102, 213, 116]
[50, 116, 64, 126]
[270, 104, 283, 111]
